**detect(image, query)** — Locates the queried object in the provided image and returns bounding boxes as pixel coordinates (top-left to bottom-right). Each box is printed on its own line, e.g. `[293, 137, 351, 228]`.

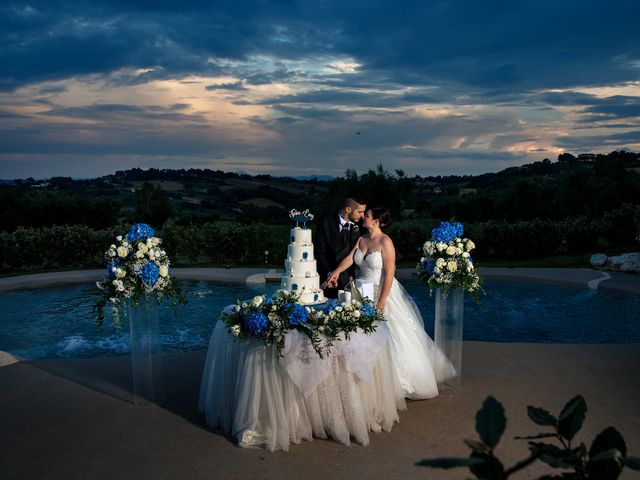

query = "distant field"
[240, 197, 285, 208]
[225, 178, 268, 189]
[131, 180, 184, 191]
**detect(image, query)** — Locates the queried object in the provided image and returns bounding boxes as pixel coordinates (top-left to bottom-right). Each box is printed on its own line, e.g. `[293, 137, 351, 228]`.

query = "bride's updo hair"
[368, 207, 393, 231]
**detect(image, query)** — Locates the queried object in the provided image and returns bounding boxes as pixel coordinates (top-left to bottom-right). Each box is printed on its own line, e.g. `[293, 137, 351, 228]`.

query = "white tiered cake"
[281, 219, 326, 304]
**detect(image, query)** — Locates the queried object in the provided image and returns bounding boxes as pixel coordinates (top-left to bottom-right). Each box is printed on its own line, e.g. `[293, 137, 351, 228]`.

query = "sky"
[1, 0, 639, 180]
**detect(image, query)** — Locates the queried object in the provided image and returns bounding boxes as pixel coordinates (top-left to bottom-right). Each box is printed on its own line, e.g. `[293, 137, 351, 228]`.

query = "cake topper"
[289, 209, 314, 228]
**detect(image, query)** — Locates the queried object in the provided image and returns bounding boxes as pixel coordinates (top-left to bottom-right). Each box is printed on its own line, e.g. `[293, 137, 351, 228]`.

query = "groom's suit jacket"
[315, 213, 361, 298]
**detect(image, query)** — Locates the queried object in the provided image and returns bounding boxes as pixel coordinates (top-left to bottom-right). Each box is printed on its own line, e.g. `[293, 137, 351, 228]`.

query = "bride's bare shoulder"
[381, 233, 394, 246]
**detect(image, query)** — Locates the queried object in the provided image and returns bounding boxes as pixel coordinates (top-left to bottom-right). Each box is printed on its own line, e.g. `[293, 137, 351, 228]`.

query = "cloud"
[1, 0, 639, 179]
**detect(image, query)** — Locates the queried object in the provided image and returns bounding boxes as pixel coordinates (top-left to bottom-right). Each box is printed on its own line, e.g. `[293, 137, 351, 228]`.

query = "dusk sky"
[1, 0, 639, 179]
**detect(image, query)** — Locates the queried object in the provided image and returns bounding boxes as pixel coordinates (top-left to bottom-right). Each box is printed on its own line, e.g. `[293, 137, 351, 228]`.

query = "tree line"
[1, 150, 639, 273]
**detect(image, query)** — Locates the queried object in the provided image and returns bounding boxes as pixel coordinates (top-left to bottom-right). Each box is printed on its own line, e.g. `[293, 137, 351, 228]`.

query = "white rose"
[159, 265, 169, 277]
[110, 244, 116, 250]
[117, 246, 128, 258]
[434, 266, 441, 274]
[138, 243, 149, 253]
[115, 236, 122, 242]
[457, 243, 463, 249]
[466, 240, 476, 250]
[436, 258, 446, 268]
[335, 306, 343, 312]
[462, 252, 470, 258]
[234, 305, 241, 312]
[353, 310, 361, 318]
[136, 250, 144, 259]
[116, 268, 126, 278]
[230, 325, 241, 337]
[437, 242, 447, 252]
[446, 246, 457, 256]
[456, 247, 462, 255]
[423, 241, 435, 255]
[447, 261, 458, 272]
[251, 295, 263, 307]
[109, 250, 116, 257]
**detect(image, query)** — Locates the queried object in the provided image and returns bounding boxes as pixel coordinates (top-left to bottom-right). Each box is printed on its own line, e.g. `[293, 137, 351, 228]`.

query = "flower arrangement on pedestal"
[221, 289, 385, 358]
[94, 223, 186, 326]
[416, 221, 482, 298]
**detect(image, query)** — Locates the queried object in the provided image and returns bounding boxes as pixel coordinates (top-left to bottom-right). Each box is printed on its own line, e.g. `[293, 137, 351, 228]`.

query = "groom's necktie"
[339, 223, 350, 245]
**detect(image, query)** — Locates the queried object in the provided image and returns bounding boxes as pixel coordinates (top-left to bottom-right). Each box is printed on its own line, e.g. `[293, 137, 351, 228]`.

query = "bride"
[327, 206, 451, 399]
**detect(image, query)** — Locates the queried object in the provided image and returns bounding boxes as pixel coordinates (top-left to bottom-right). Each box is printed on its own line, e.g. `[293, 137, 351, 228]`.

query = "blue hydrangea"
[138, 261, 160, 285]
[245, 311, 269, 334]
[431, 221, 464, 243]
[361, 303, 375, 317]
[106, 260, 121, 278]
[288, 304, 309, 326]
[263, 295, 273, 307]
[425, 259, 435, 276]
[127, 223, 155, 242]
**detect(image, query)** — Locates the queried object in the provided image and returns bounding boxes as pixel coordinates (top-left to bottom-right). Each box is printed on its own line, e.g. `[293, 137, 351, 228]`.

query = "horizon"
[1, 1, 639, 179]
[1, 149, 635, 182]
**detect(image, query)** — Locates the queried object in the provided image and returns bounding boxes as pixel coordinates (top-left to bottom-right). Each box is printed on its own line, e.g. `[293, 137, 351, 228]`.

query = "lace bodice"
[354, 248, 383, 284]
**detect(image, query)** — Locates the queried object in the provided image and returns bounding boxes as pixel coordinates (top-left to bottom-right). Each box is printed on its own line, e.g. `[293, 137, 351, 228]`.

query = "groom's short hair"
[344, 196, 365, 209]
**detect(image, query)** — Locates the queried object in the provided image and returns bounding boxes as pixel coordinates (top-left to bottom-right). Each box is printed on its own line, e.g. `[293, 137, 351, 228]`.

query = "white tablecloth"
[199, 319, 406, 451]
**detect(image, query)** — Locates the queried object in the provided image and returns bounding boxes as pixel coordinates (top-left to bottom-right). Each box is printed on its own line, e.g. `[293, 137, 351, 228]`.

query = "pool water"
[0, 279, 638, 360]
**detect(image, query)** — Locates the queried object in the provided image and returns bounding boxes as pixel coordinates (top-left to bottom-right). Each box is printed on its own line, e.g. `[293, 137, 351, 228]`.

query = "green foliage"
[135, 181, 172, 227]
[418, 395, 640, 479]
[0, 222, 289, 274]
[0, 225, 117, 273]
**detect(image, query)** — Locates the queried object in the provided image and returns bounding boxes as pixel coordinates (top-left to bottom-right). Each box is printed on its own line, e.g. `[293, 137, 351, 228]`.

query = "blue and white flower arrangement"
[94, 223, 186, 325]
[417, 221, 482, 297]
[221, 289, 384, 358]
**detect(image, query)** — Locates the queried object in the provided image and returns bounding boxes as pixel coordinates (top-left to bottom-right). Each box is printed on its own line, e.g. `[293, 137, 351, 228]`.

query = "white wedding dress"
[354, 247, 454, 399]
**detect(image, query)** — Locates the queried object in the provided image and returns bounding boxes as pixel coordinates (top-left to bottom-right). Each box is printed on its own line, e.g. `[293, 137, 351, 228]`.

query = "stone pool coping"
[1, 266, 639, 293]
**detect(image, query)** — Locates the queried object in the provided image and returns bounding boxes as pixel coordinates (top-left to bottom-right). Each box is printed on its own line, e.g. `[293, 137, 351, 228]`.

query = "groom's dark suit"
[315, 214, 361, 299]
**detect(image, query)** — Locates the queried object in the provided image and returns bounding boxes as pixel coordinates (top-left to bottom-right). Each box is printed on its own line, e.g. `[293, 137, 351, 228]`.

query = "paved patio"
[1, 268, 639, 479]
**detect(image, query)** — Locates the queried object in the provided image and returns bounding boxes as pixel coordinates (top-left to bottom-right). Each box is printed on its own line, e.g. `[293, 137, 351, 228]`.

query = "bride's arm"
[377, 236, 396, 311]
[326, 240, 360, 287]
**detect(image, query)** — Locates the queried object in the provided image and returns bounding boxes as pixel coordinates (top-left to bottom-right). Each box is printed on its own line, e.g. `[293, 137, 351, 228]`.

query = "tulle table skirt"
[199, 320, 406, 451]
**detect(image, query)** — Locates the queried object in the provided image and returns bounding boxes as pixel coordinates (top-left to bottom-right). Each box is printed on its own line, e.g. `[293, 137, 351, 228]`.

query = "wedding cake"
[281, 210, 326, 305]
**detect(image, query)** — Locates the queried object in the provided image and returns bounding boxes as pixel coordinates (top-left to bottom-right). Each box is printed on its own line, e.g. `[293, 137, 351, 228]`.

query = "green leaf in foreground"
[475, 395, 506, 449]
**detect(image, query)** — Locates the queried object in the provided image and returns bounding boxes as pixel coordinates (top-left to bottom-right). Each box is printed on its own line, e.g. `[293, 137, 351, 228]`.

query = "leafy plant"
[418, 395, 640, 479]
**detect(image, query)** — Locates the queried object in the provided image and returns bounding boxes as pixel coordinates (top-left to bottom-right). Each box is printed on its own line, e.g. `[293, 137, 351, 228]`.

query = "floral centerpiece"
[417, 221, 482, 298]
[221, 289, 384, 358]
[94, 223, 186, 326]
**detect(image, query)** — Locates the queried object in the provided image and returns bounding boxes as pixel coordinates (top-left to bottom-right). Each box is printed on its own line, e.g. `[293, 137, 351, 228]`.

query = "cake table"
[198, 315, 406, 451]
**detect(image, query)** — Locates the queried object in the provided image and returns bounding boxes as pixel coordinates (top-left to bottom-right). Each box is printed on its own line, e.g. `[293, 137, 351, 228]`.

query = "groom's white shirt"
[338, 214, 353, 232]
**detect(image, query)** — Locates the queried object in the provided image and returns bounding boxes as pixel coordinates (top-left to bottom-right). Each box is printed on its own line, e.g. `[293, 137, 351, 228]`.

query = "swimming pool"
[0, 278, 638, 361]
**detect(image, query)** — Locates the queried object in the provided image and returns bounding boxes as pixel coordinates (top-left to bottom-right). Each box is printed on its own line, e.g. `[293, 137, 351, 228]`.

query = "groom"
[316, 197, 366, 299]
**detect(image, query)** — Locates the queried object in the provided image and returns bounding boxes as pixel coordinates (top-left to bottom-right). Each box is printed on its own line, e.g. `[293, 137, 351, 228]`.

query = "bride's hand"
[376, 297, 387, 311]
[326, 271, 339, 287]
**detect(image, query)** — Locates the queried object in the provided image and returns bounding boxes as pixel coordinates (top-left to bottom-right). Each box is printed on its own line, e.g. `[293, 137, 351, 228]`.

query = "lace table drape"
[199, 318, 406, 451]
